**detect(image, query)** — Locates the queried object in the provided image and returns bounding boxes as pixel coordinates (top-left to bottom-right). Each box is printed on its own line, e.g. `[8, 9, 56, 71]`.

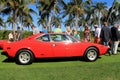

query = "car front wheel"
[84, 47, 98, 62]
[16, 49, 34, 65]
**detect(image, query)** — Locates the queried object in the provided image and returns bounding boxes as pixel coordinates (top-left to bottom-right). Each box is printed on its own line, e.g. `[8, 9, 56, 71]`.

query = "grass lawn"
[0, 49, 120, 80]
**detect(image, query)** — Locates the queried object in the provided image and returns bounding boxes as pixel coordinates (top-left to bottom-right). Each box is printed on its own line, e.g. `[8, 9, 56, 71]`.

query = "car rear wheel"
[84, 47, 98, 62]
[16, 49, 34, 65]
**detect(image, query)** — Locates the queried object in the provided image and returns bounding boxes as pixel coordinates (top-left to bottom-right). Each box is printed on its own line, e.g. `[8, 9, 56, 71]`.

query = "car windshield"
[66, 34, 79, 42]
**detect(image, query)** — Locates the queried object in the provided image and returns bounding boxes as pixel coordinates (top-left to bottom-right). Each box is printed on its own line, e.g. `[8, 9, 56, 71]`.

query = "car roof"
[26, 33, 67, 39]
[34, 33, 66, 36]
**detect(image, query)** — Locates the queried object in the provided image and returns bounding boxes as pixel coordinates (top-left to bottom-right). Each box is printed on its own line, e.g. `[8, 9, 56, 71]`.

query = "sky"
[1, 0, 117, 31]
[93, 0, 114, 6]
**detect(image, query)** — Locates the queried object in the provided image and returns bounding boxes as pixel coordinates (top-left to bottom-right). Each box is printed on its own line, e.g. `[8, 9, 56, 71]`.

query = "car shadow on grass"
[34, 56, 102, 63]
[2, 58, 15, 63]
[34, 57, 86, 63]
[2, 56, 103, 64]
[2, 57, 87, 64]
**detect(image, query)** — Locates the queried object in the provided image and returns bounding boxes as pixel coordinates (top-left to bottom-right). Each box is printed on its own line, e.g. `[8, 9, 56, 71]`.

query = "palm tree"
[18, 5, 37, 30]
[0, 17, 3, 26]
[64, 14, 75, 28]
[6, 16, 14, 29]
[22, 16, 33, 31]
[84, 0, 97, 26]
[1, 0, 36, 31]
[0, 17, 4, 30]
[1, 0, 20, 31]
[37, 17, 47, 30]
[93, 2, 108, 26]
[52, 15, 62, 27]
[0, 0, 5, 30]
[108, 0, 120, 24]
[37, 0, 62, 32]
[115, 1, 120, 22]
[62, 0, 84, 30]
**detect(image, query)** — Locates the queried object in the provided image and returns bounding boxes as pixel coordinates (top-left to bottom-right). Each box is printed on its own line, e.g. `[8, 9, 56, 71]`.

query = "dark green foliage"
[22, 31, 33, 39]
[0, 30, 11, 40]
[0, 30, 95, 41]
[78, 31, 84, 39]
[0, 30, 32, 40]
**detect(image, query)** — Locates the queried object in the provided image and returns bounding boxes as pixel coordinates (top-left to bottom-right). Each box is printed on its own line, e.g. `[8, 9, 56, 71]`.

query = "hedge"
[0, 30, 94, 40]
[0, 30, 32, 40]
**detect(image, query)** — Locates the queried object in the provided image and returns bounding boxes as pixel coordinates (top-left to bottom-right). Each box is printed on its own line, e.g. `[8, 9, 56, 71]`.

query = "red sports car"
[0, 33, 109, 65]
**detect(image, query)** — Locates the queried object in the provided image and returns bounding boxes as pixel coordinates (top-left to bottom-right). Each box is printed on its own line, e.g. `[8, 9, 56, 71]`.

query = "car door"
[50, 34, 71, 57]
[69, 42, 82, 56]
[63, 35, 82, 56]
[33, 34, 53, 58]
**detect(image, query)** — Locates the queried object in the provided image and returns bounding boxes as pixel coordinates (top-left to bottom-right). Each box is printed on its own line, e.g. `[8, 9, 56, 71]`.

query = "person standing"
[111, 23, 120, 55]
[66, 26, 72, 35]
[14, 31, 18, 41]
[94, 25, 101, 43]
[100, 22, 111, 47]
[72, 28, 80, 40]
[84, 26, 91, 42]
[43, 26, 48, 33]
[54, 25, 62, 33]
[31, 25, 39, 35]
[17, 26, 22, 41]
[8, 31, 14, 42]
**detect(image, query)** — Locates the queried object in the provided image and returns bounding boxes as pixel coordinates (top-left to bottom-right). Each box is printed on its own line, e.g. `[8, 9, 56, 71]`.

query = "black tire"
[15, 49, 34, 65]
[84, 47, 98, 62]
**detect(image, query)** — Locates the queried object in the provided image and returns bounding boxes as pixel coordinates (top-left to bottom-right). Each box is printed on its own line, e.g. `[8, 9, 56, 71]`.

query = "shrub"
[0, 30, 95, 41]
[0, 30, 32, 40]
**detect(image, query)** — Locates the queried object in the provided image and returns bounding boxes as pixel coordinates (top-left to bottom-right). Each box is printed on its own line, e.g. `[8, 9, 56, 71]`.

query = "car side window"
[36, 34, 50, 42]
[50, 34, 69, 42]
[62, 34, 69, 41]
[65, 34, 78, 42]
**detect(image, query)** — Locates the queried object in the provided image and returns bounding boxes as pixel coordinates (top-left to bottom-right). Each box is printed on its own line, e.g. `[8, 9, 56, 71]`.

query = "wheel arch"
[84, 46, 100, 56]
[15, 48, 36, 65]
[15, 48, 35, 58]
[83, 46, 100, 62]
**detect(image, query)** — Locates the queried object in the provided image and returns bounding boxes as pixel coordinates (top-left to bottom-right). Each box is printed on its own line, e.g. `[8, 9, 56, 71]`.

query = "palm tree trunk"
[49, 0, 57, 32]
[98, 11, 101, 27]
[48, 15, 52, 32]
[12, 8, 19, 36]
[45, 0, 56, 32]
[75, 11, 79, 30]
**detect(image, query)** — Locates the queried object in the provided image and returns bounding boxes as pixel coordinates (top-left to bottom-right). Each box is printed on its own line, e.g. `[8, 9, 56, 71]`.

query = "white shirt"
[33, 27, 39, 35]
[95, 28, 101, 38]
[8, 33, 13, 39]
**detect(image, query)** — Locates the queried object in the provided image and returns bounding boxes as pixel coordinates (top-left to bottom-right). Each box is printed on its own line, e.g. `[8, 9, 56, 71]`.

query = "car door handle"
[52, 44, 57, 47]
